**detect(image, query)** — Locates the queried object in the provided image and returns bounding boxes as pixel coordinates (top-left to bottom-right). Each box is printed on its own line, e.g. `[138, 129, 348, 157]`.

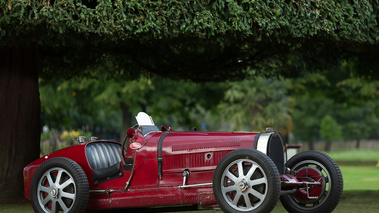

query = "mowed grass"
[341, 166, 379, 190]
[326, 149, 379, 190]
[325, 149, 379, 162]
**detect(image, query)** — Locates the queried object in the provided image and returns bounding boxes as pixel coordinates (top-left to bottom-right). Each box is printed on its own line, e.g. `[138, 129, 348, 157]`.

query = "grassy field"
[2, 150, 378, 212]
[325, 149, 379, 166]
[341, 166, 379, 190]
[325, 149, 379, 161]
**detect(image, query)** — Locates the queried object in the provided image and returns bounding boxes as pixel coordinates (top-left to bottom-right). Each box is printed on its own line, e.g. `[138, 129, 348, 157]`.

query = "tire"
[30, 157, 89, 213]
[280, 151, 343, 213]
[213, 148, 280, 213]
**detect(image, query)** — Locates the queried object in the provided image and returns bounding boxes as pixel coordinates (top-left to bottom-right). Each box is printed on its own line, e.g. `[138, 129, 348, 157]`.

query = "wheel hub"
[295, 166, 324, 202]
[237, 179, 248, 192]
[49, 187, 59, 198]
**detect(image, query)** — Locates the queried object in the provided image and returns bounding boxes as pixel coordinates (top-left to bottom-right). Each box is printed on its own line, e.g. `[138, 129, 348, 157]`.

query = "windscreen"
[135, 112, 159, 136]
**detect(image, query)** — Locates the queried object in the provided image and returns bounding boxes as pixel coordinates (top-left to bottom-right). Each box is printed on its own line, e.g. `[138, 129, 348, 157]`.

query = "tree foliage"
[320, 115, 342, 151]
[2, 0, 378, 43]
[39, 76, 226, 138]
[1, 0, 379, 80]
[218, 77, 293, 135]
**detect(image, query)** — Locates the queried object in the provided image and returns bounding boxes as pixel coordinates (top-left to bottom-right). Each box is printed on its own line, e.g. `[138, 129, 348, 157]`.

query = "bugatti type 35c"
[24, 112, 343, 213]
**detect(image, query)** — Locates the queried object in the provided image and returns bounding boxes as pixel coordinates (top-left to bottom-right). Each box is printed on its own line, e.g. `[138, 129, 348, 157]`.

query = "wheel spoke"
[60, 178, 74, 189]
[247, 188, 264, 200]
[232, 191, 242, 206]
[222, 185, 237, 194]
[237, 161, 244, 178]
[245, 164, 257, 180]
[55, 170, 63, 185]
[58, 199, 69, 212]
[226, 171, 238, 183]
[46, 173, 54, 185]
[41, 196, 51, 206]
[38, 186, 50, 193]
[61, 191, 75, 200]
[51, 200, 57, 213]
[243, 193, 252, 208]
[249, 177, 267, 186]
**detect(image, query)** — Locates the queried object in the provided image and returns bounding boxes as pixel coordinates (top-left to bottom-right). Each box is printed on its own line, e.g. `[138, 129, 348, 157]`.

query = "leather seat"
[85, 142, 123, 184]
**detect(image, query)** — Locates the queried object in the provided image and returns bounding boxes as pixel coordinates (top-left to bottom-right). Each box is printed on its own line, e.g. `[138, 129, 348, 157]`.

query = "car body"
[24, 112, 343, 213]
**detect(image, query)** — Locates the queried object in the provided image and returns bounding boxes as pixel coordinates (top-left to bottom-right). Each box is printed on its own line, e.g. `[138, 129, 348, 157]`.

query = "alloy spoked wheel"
[213, 149, 280, 213]
[221, 158, 268, 211]
[37, 167, 76, 212]
[31, 158, 89, 213]
[280, 151, 343, 213]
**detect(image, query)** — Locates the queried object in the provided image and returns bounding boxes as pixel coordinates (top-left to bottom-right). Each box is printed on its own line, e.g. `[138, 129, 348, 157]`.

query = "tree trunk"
[120, 103, 132, 141]
[0, 45, 41, 200]
[325, 140, 332, 152]
[308, 138, 314, 150]
[355, 138, 361, 149]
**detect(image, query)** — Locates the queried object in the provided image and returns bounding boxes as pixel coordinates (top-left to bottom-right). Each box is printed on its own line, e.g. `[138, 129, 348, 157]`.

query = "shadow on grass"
[335, 190, 379, 213]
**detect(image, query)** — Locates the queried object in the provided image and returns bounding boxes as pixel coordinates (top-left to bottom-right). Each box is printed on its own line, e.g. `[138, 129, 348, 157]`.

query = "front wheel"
[213, 148, 280, 213]
[280, 151, 343, 213]
[30, 157, 89, 213]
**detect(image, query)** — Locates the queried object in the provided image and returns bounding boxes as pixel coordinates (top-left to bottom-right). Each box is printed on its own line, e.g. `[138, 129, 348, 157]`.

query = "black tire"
[30, 157, 89, 213]
[213, 148, 280, 213]
[280, 151, 343, 213]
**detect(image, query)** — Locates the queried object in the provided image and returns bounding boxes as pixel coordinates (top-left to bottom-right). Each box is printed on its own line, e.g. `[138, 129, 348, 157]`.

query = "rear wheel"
[30, 157, 89, 213]
[280, 151, 343, 213]
[213, 148, 280, 213]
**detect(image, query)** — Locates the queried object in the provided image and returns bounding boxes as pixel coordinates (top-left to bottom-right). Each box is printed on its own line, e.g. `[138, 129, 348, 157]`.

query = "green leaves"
[320, 115, 342, 142]
[1, 0, 378, 44]
[1, 0, 378, 81]
[218, 77, 292, 133]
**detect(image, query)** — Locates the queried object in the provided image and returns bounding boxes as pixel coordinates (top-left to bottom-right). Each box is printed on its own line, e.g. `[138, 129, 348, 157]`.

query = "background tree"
[0, 46, 40, 199]
[289, 73, 336, 149]
[336, 74, 379, 148]
[218, 77, 293, 137]
[147, 78, 226, 130]
[1, 0, 379, 199]
[339, 107, 377, 149]
[40, 76, 226, 140]
[320, 115, 343, 151]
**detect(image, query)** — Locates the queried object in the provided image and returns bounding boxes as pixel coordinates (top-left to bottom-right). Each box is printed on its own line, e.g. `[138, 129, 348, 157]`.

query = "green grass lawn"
[326, 149, 379, 191]
[325, 149, 379, 166]
[325, 149, 379, 161]
[341, 166, 379, 190]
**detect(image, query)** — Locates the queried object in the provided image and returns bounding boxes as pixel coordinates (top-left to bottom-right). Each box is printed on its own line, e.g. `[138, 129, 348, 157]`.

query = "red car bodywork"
[24, 112, 343, 212]
[24, 130, 264, 209]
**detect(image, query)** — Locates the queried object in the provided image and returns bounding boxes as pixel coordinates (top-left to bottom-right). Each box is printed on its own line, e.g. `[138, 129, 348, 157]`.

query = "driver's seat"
[85, 142, 123, 184]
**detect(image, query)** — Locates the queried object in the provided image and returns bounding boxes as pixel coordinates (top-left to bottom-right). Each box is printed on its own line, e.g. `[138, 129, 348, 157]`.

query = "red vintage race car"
[24, 112, 343, 213]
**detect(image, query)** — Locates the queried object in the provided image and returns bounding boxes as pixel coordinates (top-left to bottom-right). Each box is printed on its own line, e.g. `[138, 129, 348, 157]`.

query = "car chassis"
[24, 112, 343, 213]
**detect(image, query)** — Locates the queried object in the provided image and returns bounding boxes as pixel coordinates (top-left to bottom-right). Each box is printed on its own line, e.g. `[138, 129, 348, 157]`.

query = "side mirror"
[127, 127, 135, 138]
